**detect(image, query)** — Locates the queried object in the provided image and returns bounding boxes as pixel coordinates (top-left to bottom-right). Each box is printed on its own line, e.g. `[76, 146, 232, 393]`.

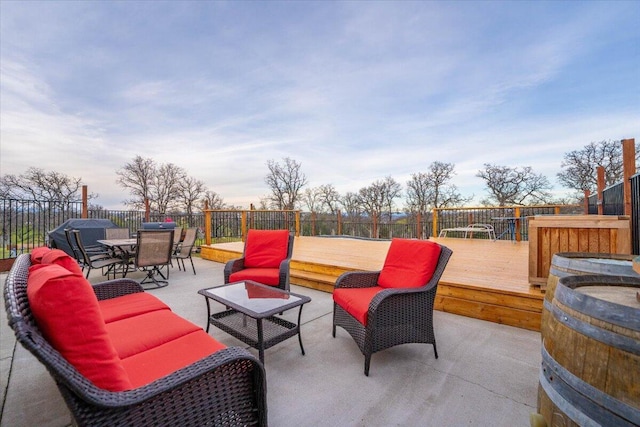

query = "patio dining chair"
[172, 227, 198, 274]
[71, 229, 124, 279]
[224, 229, 294, 291]
[332, 238, 453, 376]
[133, 229, 174, 288]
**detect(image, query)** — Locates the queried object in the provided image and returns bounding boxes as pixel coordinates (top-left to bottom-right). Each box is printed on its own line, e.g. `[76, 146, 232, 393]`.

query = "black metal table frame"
[199, 282, 311, 363]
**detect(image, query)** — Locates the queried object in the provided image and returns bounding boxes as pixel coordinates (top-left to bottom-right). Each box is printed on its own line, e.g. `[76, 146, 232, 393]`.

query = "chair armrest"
[279, 259, 292, 291]
[92, 279, 144, 301]
[224, 257, 246, 283]
[334, 271, 381, 289]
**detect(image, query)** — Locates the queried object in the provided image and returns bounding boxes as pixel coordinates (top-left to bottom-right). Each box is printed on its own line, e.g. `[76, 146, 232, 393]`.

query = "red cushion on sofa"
[30, 246, 51, 264]
[244, 230, 290, 268]
[122, 330, 226, 388]
[41, 249, 83, 276]
[377, 239, 442, 289]
[333, 286, 384, 326]
[106, 310, 201, 359]
[229, 268, 280, 286]
[27, 265, 132, 391]
[99, 293, 171, 323]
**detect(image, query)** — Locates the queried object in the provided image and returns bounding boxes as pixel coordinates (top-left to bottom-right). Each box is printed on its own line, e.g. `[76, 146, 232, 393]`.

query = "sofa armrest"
[92, 279, 144, 301]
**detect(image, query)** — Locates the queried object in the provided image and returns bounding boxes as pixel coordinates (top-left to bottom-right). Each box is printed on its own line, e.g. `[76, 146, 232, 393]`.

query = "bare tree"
[340, 192, 362, 218]
[358, 176, 402, 222]
[202, 190, 225, 210]
[177, 176, 207, 216]
[301, 187, 323, 212]
[0, 167, 90, 202]
[264, 157, 308, 209]
[557, 140, 640, 194]
[150, 163, 186, 214]
[318, 184, 341, 214]
[405, 162, 470, 214]
[116, 156, 156, 209]
[477, 164, 552, 206]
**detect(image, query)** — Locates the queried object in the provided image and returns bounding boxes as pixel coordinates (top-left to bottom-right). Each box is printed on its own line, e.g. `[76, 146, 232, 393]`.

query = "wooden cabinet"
[528, 215, 632, 287]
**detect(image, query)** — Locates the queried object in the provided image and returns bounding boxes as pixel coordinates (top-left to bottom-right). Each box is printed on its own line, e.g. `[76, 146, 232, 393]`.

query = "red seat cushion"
[106, 310, 201, 359]
[121, 330, 226, 388]
[377, 239, 442, 288]
[244, 230, 290, 268]
[230, 268, 280, 286]
[99, 293, 171, 323]
[27, 265, 132, 391]
[41, 249, 83, 276]
[30, 246, 51, 264]
[333, 286, 384, 326]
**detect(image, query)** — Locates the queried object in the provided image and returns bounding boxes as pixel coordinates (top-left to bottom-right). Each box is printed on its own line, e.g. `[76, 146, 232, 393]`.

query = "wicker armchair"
[224, 230, 294, 291]
[332, 239, 453, 376]
[4, 254, 267, 427]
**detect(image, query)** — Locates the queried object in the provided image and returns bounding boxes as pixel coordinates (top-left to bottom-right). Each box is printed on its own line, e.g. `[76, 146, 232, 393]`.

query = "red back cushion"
[244, 230, 290, 268]
[27, 265, 132, 391]
[377, 239, 442, 288]
[30, 246, 51, 264]
[41, 249, 83, 276]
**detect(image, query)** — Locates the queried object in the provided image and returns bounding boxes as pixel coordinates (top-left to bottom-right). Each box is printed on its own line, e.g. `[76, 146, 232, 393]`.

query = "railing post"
[295, 210, 301, 237]
[337, 209, 342, 235]
[372, 212, 377, 239]
[204, 209, 212, 246]
[311, 211, 316, 236]
[82, 185, 88, 218]
[622, 138, 635, 216]
[416, 212, 422, 239]
[145, 198, 150, 222]
[597, 166, 605, 215]
[432, 208, 438, 238]
[515, 206, 521, 242]
[241, 211, 247, 242]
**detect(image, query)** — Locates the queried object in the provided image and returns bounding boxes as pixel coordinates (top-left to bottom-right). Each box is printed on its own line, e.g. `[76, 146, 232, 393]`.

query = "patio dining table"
[97, 238, 137, 275]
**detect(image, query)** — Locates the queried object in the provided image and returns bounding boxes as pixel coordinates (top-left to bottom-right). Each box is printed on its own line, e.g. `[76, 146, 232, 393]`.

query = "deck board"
[201, 236, 544, 331]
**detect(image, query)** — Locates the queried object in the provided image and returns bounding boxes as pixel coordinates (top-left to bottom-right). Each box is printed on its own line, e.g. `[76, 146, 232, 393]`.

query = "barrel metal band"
[541, 344, 640, 426]
[550, 300, 640, 356]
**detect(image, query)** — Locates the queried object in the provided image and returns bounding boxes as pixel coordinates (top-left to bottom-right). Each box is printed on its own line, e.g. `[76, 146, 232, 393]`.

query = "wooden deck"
[201, 236, 544, 332]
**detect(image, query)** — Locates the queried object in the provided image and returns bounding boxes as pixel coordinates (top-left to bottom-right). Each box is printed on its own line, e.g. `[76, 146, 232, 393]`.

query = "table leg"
[257, 318, 265, 363]
[204, 298, 211, 333]
[297, 304, 306, 356]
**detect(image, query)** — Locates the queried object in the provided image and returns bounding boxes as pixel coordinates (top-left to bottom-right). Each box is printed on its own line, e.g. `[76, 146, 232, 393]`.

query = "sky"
[1, 1, 639, 210]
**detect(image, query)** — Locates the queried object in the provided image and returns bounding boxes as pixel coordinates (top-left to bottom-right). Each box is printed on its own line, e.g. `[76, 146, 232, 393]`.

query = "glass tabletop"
[200, 281, 309, 317]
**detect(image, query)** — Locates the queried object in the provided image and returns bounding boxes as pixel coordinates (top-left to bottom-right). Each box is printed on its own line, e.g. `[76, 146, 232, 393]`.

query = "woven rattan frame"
[4, 254, 268, 426]
[224, 232, 294, 291]
[332, 244, 453, 376]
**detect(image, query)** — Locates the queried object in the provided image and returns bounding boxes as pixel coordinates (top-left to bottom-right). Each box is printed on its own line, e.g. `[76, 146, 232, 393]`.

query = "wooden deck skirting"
[201, 236, 544, 332]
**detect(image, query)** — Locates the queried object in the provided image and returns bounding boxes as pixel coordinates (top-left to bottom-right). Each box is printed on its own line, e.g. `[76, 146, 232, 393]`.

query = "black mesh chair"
[71, 229, 124, 279]
[172, 227, 197, 274]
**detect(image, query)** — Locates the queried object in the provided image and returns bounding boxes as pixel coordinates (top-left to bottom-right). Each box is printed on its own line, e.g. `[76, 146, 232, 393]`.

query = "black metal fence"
[587, 172, 640, 254]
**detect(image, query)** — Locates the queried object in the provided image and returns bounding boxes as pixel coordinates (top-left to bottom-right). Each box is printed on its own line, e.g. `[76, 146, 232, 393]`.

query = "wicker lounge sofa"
[4, 249, 267, 426]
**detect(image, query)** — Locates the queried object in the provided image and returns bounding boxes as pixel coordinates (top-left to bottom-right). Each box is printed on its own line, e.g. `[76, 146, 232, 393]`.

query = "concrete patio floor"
[1, 257, 542, 426]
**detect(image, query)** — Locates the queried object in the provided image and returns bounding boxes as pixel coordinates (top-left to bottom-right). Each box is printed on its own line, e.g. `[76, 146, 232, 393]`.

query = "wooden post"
[337, 209, 342, 235]
[515, 206, 521, 242]
[145, 198, 150, 222]
[204, 209, 211, 246]
[241, 211, 247, 242]
[583, 190, 591, 214]
[311, 211, 316, 236]
[622, 138, 635, 216]
[597, 166, 605, 215]
[432, 208, 438, 238]
[372, 212, 377, 239]
[81, 185, 88, 218]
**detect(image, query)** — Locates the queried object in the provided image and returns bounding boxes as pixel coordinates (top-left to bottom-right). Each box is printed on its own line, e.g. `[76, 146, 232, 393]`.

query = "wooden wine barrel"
[541, 253, 638, 339]
[538, 275, 640, 426]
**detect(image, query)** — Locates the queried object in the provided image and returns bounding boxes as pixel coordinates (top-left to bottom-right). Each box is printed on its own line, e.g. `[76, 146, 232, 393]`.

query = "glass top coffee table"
[198, 281, 312, 364]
